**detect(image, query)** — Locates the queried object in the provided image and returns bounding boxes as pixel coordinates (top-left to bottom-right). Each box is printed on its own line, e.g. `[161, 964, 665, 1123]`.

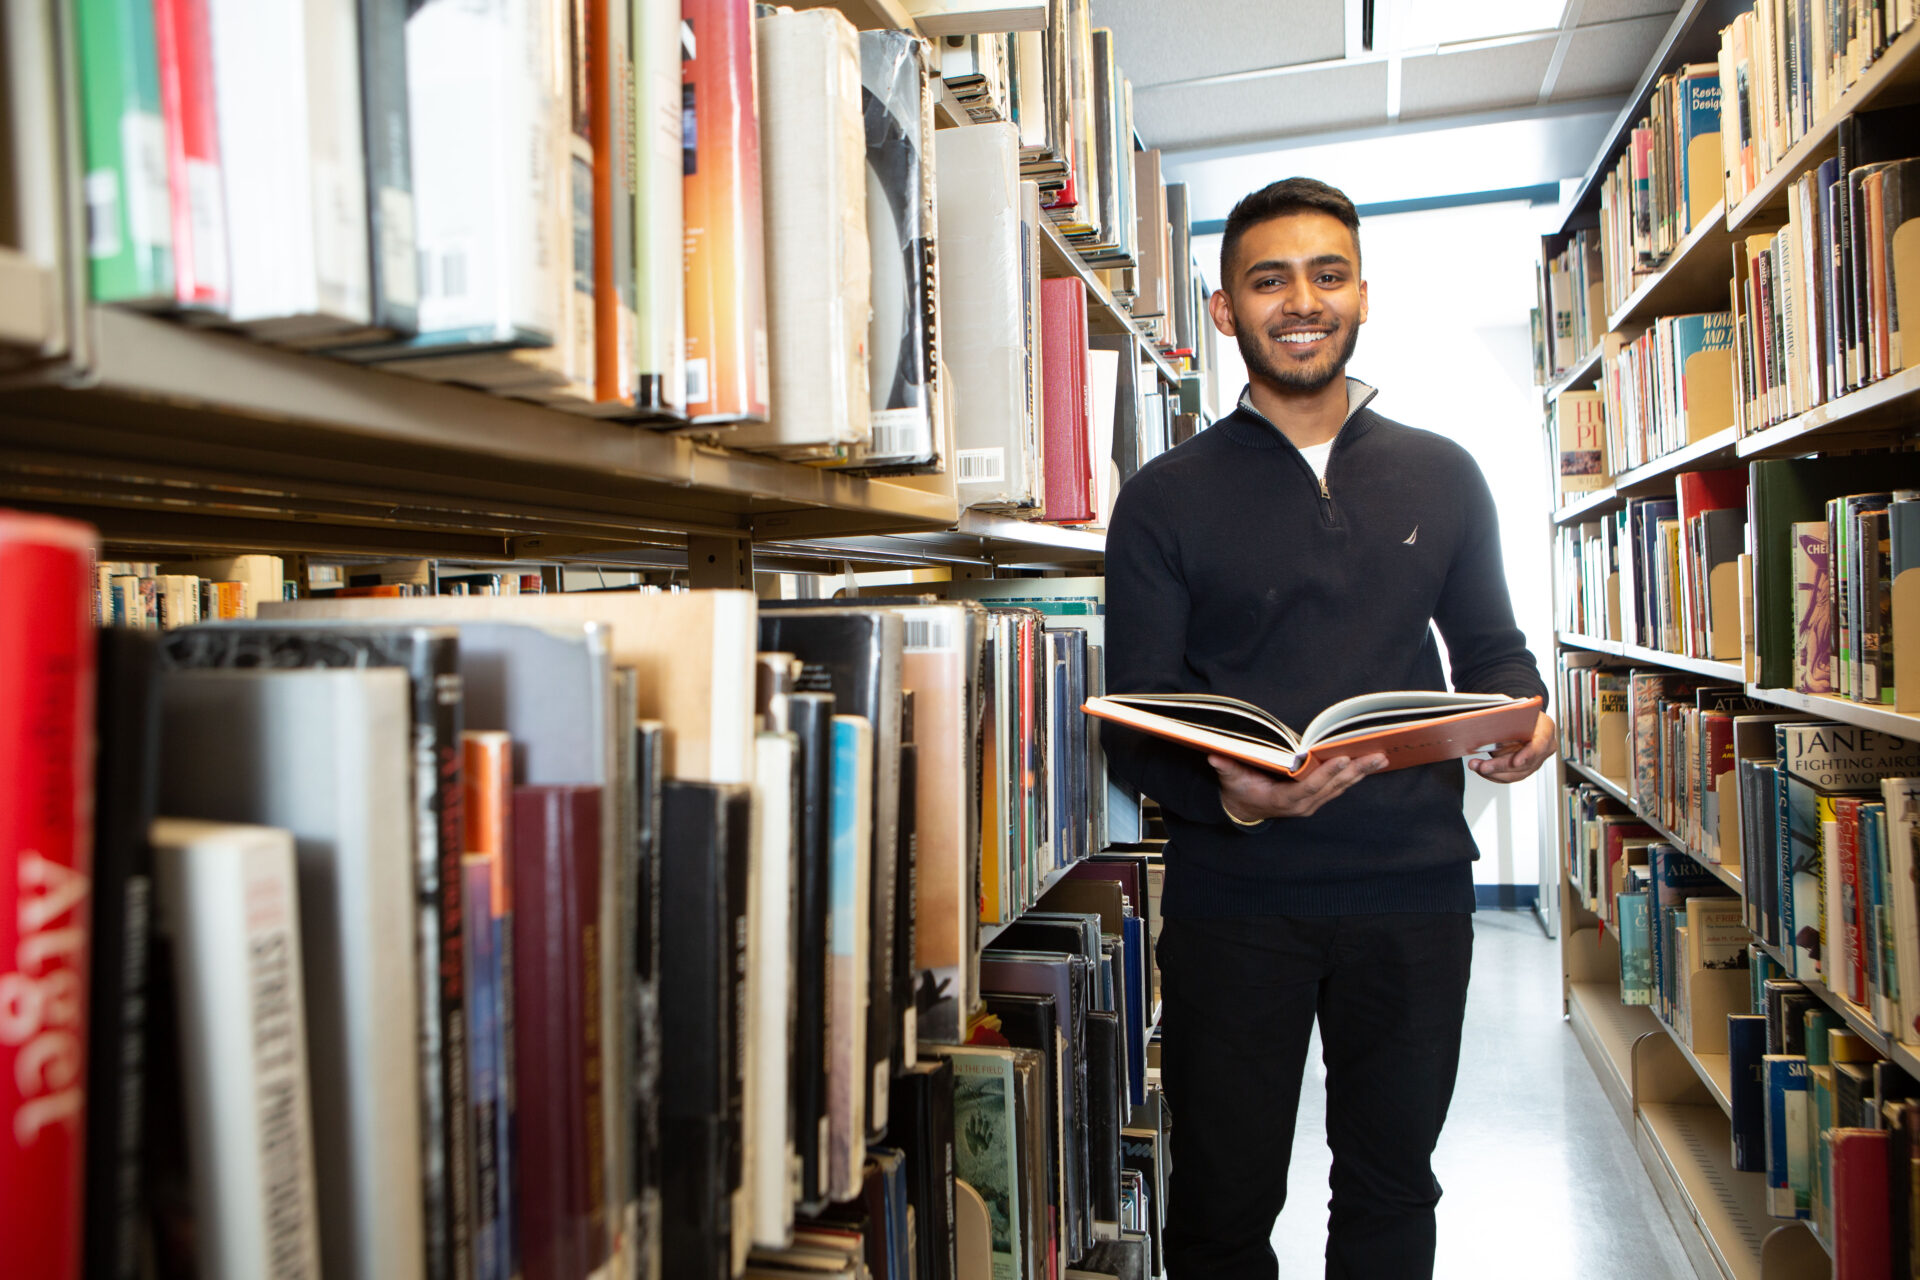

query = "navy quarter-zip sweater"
[1101, 381, 1548, 918]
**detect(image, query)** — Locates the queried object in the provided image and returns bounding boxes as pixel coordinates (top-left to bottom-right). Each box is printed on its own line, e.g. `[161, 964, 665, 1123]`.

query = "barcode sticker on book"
[685, 357, 709, 406]
[86, 170, 121, 258]
[425, 246, 470, 303]
[903, 615, 955, 653]
[957, 448, 1006, 483]
[380, 187, 419, 309]
[867, 409, 930, 462]
[187, 160, 229, 296]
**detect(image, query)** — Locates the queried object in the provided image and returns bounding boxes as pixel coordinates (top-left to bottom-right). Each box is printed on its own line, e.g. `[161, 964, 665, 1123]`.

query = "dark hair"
[1219, 177, 1361, 285]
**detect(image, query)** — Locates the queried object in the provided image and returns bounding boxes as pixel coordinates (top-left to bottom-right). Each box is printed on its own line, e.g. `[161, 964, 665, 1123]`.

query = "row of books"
[65, 0, 1200, 521]
[1728, 109, 1920, 437]
[1558, 664, 1920, 1045]
[1535, 229, 1603, 382]
[1787, 488, 1920, 704]
[1716, 0, 1920, 210]
[0, 508, 1164, 1280]
[1599, 311, 1736, 474]
[1595, 63, 1724, 315]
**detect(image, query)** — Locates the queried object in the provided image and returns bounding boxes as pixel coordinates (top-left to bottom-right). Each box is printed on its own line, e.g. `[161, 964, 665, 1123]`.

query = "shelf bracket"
[687, 533, 754, 589]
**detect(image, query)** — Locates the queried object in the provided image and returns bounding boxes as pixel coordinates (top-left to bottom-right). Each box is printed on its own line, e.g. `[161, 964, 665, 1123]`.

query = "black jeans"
[1159, 911, 1474, 1280]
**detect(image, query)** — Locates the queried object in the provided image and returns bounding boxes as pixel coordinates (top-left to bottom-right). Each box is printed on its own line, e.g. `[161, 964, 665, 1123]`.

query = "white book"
[632, 0, 687, 416]
[152, 817, 323, 1280]
[260, 590, 759, 785]
[747, 731, 797, 1250]
[730, 8, 870, 458]
[158, 668, 425, 1280]
[206, 0, 370, 335]
[158, 554, 284, 618]
[1086, 344, 1120, 526]
[935, 124, 1041, 510]
[385, 0, 557, 351]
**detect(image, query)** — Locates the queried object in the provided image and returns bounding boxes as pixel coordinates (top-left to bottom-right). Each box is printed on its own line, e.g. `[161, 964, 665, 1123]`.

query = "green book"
[75, 0, 173, 301]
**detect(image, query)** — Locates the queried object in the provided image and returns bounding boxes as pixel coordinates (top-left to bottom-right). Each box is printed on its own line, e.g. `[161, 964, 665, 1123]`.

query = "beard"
[1236, 318, 1361, 394]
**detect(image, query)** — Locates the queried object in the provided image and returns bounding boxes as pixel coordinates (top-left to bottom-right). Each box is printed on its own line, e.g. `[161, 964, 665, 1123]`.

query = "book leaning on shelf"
[1083, 689, 1542, 778]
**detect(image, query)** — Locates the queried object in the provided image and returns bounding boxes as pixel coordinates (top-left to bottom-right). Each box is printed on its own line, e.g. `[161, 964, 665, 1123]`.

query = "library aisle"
[1271, 909, 1695, 1280]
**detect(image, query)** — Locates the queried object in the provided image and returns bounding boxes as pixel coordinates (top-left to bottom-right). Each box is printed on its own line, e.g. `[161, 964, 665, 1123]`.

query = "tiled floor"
[1264, 908, 1698, 1279]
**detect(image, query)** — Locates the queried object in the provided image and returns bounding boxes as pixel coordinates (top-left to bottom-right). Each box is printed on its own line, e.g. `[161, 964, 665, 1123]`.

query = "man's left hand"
[1467, 711, 1557, 784]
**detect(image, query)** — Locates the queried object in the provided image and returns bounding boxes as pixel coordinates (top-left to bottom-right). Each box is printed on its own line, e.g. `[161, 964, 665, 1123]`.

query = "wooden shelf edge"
[1726, 18, 1920, 233]
[1733, 363, 1920, 459]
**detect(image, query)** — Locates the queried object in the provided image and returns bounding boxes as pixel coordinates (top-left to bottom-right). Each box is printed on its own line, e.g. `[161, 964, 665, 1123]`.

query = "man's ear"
[1356, 279, 1369, 326]
[1208, 288, 1236, 337]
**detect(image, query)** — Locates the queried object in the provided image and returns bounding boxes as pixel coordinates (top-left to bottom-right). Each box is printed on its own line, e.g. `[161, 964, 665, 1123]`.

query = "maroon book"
[512, 784, 603, 1280]
[1039, 276, 1094, 524]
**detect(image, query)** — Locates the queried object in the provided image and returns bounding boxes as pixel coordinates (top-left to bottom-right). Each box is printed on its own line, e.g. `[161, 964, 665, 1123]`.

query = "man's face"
[1209, 211, 1368, 394]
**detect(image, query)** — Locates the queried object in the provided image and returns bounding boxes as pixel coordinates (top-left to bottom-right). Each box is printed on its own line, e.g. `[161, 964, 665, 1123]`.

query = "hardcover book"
[158, 668, 426, 1278]
[1082, 689, 1541, 778]
[0, 513, 98, 1280]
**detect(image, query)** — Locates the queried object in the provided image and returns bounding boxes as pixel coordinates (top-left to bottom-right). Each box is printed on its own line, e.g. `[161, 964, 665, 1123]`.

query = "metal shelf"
[0, 306, 965, 557]
[1036, 219, 1184, 388]
[1740, 683, 1920, 740]
[1562, 757, 1743, 899]
[1635, 1102, 1802, 1280]
[1544, 342, 1605, 404]
[0, 249, 60, 356]
[1725, 18, 1920, 233]
[761, 509, 1104, 571]
[1567, 979, 1660, 1129]
[979, 860, 1080, 947]
[1605, 200, 1736, 334]
[1550, 427, 1744, 527]
[1753, 938, 1920, 1080]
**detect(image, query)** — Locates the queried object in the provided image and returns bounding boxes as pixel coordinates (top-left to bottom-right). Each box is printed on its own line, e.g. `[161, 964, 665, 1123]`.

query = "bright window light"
[1393, 0, 1570, 50]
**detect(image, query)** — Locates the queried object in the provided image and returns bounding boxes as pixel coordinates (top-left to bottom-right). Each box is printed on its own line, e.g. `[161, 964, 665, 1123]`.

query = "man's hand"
[1209, 751, 1389, 822]
[1467, 712, 1557, 784]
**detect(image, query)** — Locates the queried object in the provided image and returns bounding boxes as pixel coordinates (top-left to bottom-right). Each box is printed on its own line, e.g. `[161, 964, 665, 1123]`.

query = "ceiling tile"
[1090, 0, 1346, 89]
[1399, 38, 1558, 118]
[1575, 0, 1681, 23]
[1133, 60, 1389, 152]
[1549, 12, 1674, 98]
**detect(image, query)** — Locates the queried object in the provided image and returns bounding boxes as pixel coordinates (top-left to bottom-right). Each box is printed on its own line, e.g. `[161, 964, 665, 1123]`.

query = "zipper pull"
[1319, 475, 1331, 501]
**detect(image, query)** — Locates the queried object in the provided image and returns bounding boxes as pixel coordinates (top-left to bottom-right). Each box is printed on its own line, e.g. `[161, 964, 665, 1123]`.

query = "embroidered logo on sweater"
[1403, 526, 1419, 545]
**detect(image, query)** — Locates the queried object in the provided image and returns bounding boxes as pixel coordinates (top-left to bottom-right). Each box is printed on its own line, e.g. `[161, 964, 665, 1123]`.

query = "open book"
[1082, 689, 1544, 778]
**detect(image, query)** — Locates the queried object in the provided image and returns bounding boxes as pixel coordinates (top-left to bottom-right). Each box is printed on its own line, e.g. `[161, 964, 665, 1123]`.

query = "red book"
[152, 0, 226, 308]
[512, 783, 603, 1280]
[1830, 1127, 1891, 1280]
[681, 0, 769, 424]
[1038, 276, 1093, 524]
[0, 511, 99, 1280]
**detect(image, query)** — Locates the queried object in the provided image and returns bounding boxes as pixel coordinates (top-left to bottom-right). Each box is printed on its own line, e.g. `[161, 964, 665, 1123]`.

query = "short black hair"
[1219, 177, 1361, 286]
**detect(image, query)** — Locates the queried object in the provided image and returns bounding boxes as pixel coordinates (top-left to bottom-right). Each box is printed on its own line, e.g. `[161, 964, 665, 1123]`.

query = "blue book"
[462, 859, 503, 1280]
[1680, 69, 1722, 231]
[1729, 1015, 1768, 1171]
[828, 714, 875, 1201]
[1120, 915, 1146, 1108]
[1763, 1054, 1811, 1219]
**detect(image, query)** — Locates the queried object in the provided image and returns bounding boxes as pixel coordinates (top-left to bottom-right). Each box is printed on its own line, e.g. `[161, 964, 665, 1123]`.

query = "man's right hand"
[1209, 751, 1388, 822]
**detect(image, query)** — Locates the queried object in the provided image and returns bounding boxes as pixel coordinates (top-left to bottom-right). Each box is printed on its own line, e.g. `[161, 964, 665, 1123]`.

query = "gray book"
[158, 668, 424, 1280]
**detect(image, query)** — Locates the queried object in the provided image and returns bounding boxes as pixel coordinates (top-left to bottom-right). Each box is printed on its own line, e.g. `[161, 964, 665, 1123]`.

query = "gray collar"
[1236, 377, 1379, 431]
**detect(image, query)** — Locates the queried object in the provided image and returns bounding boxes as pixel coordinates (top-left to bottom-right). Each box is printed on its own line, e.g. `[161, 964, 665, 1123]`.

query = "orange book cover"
[681, 0, 769, 424]
[1083, 690, 1544, 779]
[463, 730, 514, 916]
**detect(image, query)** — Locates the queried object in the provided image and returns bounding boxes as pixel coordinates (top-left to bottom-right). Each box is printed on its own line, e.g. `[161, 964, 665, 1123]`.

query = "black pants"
[1159, 912, 1474, 1280]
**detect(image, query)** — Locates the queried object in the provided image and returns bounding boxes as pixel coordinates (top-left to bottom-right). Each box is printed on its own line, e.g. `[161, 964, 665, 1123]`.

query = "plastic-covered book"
[1081, 689, 1543, 778]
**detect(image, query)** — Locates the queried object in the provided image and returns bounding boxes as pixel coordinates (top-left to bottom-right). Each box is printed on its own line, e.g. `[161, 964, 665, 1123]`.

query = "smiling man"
[1101, 178, 1556, 1279]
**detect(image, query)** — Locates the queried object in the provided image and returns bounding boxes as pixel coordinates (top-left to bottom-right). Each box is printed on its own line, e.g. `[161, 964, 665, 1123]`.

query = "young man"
[1102, 177, 1556, 1280]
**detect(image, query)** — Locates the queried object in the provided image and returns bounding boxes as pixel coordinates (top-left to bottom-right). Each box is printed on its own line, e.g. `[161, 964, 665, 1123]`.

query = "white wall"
[1195, 198, 1558, 888]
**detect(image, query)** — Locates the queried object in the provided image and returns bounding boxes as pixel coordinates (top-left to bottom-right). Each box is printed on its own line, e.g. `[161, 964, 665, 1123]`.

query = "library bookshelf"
[1538, 0, 1920, 1275]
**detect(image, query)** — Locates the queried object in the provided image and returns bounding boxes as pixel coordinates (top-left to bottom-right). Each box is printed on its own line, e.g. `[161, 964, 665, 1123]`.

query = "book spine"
[76, 0, 173, 301]
[681, 0, 769, 424]
[462, 858, 501, 1280]
[81, 631, 159, 1280]
[358, 0, 419, 334]
[420, 646, 473, 1280]
[631, 0, 686, 416]
[152, 0, 226, 308]
[0, 516, 99, 1280]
